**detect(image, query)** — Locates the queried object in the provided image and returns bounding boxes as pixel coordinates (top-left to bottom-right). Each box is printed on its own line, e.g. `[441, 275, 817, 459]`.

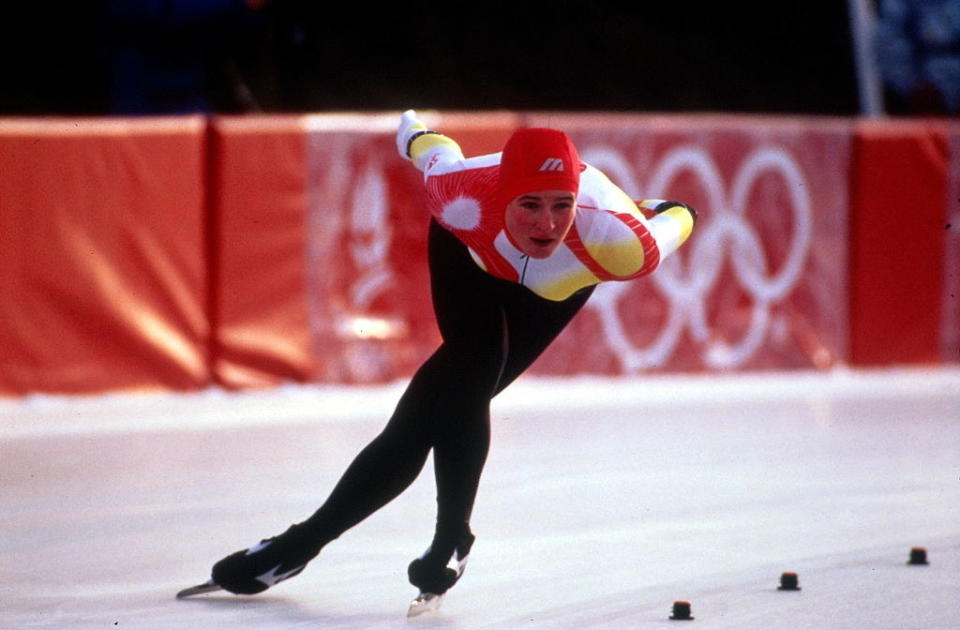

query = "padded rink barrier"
[0, 113, 956, 395]
[848, 120, 958, 366]
[206, 116, 313, 389]
[0, 117, 209, 395]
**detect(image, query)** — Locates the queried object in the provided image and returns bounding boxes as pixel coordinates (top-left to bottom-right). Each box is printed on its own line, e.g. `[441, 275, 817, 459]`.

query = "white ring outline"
[581, 144, 813, 370]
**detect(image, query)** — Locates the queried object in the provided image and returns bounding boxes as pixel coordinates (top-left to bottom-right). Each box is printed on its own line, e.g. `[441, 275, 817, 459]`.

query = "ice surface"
[1, 368, 958, 629]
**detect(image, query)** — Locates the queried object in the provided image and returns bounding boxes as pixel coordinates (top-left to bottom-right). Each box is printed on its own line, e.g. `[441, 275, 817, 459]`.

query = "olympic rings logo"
[580, 144, 813, 370]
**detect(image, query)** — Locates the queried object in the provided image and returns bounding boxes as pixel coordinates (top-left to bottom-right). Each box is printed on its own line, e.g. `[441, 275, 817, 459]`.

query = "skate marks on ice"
[2, 369, 959, 629]
[476, 538, 960, 630]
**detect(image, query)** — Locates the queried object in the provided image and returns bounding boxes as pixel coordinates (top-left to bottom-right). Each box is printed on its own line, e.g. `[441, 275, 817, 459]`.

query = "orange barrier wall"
[0, 118, 209, 395]
[0, 114, 956, 396]
[207, 116, 312, 389]
[848, 121, 951, 366]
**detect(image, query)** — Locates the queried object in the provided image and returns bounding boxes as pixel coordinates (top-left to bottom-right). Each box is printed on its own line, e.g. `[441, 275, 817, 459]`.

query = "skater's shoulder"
[425, 150, 501, 178]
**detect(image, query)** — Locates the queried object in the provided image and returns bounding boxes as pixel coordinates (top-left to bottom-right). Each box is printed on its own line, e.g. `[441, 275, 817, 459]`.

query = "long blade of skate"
[407, 592, 444, 617]
[176, 580, 223, 599]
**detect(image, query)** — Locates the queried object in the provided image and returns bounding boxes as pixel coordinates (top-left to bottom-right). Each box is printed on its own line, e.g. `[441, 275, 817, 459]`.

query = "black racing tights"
[300, 220, 594, 561]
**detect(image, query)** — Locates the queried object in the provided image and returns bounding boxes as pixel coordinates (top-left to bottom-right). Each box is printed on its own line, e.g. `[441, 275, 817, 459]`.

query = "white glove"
[396, 109, 429, 159]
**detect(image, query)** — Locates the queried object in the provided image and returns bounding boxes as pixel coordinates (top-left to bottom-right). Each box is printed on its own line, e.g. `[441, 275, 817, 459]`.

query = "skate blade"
[407, 592, 444, 617]
[176, 580, 223, 599]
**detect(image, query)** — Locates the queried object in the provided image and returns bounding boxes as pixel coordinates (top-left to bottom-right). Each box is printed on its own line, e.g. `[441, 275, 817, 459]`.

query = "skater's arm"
[635, 199, 697, 262]
[396, 110, 465, 175]
[575, 166, 697, 280]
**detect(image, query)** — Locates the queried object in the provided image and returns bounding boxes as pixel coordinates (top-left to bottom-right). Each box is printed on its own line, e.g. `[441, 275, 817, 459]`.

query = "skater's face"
[504, 190, 577, 258]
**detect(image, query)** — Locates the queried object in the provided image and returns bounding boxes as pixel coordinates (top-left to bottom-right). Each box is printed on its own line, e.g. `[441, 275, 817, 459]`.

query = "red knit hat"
[498, 128, 582, 208]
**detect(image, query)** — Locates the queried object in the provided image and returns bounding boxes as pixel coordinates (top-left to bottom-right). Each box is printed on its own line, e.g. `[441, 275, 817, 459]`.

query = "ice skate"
[407, 591, 446, 617]
[176, 580, 222, 599]
[180, 523, 322, 597]
[406, 533, 475, 617]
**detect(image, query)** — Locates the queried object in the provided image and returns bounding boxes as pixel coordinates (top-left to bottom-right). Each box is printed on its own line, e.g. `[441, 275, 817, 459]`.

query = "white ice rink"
[2, 367, 958, 629]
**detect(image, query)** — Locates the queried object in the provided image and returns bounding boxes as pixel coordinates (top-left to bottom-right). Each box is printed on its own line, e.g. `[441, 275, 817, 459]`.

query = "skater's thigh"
[494, 285, 594, 393]
[427, 220, 510, 352]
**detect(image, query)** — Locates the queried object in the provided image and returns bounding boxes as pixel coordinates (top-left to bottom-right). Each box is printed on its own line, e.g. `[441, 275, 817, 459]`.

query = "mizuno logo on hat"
[538, 158, 565, 172]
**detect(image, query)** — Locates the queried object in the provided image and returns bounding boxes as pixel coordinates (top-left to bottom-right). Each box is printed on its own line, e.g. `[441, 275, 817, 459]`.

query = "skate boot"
[210, 523, 322, 595]
[407, 532, 475, 616]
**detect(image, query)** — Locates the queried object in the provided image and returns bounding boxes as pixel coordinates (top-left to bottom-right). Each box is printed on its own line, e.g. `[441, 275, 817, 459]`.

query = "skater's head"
[503, 190, 576, 259]
[499, 128, 582, 258]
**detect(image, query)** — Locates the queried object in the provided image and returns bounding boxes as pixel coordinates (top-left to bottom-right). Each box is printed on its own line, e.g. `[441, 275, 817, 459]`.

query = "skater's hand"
[636, 200, 698, 225]
[397, 109, 429, 159]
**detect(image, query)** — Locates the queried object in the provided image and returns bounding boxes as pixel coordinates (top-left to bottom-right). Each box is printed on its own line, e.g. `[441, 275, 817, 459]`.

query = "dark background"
[1, 2, 862, 116]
